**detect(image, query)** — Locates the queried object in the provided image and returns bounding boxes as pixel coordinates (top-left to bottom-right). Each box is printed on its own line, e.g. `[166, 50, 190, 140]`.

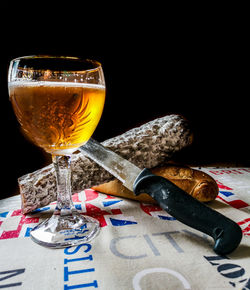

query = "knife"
[80, 138, 242, 255]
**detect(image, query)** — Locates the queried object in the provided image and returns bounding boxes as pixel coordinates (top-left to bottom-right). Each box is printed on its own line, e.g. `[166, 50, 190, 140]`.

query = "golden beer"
[9, 81, 105, 154]
[8, 56, 105, 248]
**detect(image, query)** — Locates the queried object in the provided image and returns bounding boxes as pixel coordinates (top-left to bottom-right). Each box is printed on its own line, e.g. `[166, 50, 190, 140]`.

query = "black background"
[0, 8, 249, 198]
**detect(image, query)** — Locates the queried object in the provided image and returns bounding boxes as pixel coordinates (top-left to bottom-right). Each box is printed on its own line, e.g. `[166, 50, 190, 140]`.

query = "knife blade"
[80, 138, 242, 255]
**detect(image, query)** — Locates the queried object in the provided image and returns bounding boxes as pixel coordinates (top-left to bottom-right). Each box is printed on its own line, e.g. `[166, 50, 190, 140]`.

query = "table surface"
[0, 167, 250, 290]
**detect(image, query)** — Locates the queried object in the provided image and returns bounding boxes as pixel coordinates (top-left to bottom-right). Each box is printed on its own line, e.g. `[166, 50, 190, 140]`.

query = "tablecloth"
[0, 167, 250, 289]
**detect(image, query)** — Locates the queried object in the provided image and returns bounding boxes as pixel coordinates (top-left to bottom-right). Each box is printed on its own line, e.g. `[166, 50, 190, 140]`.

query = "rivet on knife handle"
[133, 169, 242, 255]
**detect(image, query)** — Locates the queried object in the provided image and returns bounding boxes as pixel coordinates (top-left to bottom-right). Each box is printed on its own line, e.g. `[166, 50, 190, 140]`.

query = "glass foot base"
[30, 212, 100, 248]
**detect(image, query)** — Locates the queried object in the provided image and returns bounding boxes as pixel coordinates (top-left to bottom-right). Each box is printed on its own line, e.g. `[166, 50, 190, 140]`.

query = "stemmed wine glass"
[8, 55, 106, 248]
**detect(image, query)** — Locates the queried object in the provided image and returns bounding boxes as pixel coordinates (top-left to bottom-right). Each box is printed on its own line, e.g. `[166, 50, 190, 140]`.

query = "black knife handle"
[133, 169, 242, 255]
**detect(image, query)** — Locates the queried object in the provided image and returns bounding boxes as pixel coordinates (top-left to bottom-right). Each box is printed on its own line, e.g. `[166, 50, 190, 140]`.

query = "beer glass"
[8, 56, 105, 248]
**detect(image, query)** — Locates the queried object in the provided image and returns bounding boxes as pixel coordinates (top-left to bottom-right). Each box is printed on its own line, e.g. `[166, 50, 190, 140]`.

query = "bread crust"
[19, 114, 193, 214]
[92, 165, 218, 203]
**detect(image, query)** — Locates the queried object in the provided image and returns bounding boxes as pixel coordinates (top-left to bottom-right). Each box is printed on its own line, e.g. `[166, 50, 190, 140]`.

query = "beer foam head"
[9, 81, 105, 90]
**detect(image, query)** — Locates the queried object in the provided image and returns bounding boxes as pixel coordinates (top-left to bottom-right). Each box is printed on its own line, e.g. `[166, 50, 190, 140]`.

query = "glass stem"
[52, 155, 75, 216]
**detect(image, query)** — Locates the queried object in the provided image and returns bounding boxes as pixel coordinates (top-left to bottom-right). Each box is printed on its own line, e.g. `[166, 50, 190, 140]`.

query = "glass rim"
[10, 55, 102, 73]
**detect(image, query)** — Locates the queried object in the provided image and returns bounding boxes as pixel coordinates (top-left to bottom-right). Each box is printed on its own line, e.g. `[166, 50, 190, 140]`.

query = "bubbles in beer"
[9, 81, 105, 154]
